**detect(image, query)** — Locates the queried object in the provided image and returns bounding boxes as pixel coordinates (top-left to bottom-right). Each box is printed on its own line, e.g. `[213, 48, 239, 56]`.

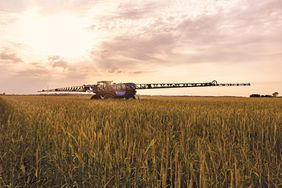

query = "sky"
[0, 0, 281, 96]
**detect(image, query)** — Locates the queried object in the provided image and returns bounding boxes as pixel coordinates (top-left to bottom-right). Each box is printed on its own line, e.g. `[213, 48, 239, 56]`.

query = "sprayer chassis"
[40, 80, 250, 99]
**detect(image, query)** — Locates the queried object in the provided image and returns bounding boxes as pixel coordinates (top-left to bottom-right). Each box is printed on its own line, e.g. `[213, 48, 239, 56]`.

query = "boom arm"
[135, 80, 250, 89]
[39, 80, 250, 93]
[40, 84, 95, 92]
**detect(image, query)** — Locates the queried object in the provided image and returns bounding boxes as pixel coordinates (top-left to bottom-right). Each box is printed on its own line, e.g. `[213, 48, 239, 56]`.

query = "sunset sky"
[0, 0, 281, 96]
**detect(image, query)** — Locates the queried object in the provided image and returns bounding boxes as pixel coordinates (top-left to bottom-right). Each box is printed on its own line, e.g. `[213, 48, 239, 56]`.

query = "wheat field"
[0, 96, 281, 187]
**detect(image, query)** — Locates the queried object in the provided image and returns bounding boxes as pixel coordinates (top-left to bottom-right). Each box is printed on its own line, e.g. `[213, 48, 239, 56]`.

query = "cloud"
[16, 67, 49, 78]
[174, 0, 282, 63]
[0, 0, 98, 15]
[91, 0, 282, 70]
[130, 70, 154, 75]
[113, 1, 165, 20]
[31, 0, 97, 15]
[0, 0, 27, 12]
[0, 62, 51, 93]
[106, 67, 153, 75]
[107, 67, 124, 74]
[0, 48, 23, 63]
[48, 56, 70, 70]
[4, 58, 95, 93]
[101, 33, 175, 61]
[0, 0, 281, 94]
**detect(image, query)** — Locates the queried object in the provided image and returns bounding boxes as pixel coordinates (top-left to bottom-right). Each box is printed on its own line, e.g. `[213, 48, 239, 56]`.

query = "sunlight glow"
[21, 10, 93, 59]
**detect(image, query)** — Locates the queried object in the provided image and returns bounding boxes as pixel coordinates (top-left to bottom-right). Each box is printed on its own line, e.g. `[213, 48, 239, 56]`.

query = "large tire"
[125, 95, 136, 99]
[90, 95, 99, 100]
[101, 93, 115, 99]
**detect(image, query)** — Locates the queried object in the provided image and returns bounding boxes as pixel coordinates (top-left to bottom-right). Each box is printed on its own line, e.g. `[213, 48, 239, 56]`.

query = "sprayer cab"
[91, 81, 137, 99]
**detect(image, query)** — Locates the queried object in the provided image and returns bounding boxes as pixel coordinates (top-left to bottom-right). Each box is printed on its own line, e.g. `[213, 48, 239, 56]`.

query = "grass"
[0, 95, 281, 187]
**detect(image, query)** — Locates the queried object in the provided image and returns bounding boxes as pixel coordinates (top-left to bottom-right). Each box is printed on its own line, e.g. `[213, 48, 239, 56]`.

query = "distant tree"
[272, 92, 279, 97]
[250, 94, 260, 98]
[3, 92, 5, 95]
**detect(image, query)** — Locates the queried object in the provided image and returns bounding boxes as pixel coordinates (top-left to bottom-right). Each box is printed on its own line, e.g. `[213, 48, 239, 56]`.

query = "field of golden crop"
[0, 95, 281, 187]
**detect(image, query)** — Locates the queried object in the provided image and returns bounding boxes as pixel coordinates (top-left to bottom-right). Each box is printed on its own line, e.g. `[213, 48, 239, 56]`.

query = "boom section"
[40, 85, 95, 92]
[135, 81, 250, 89]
